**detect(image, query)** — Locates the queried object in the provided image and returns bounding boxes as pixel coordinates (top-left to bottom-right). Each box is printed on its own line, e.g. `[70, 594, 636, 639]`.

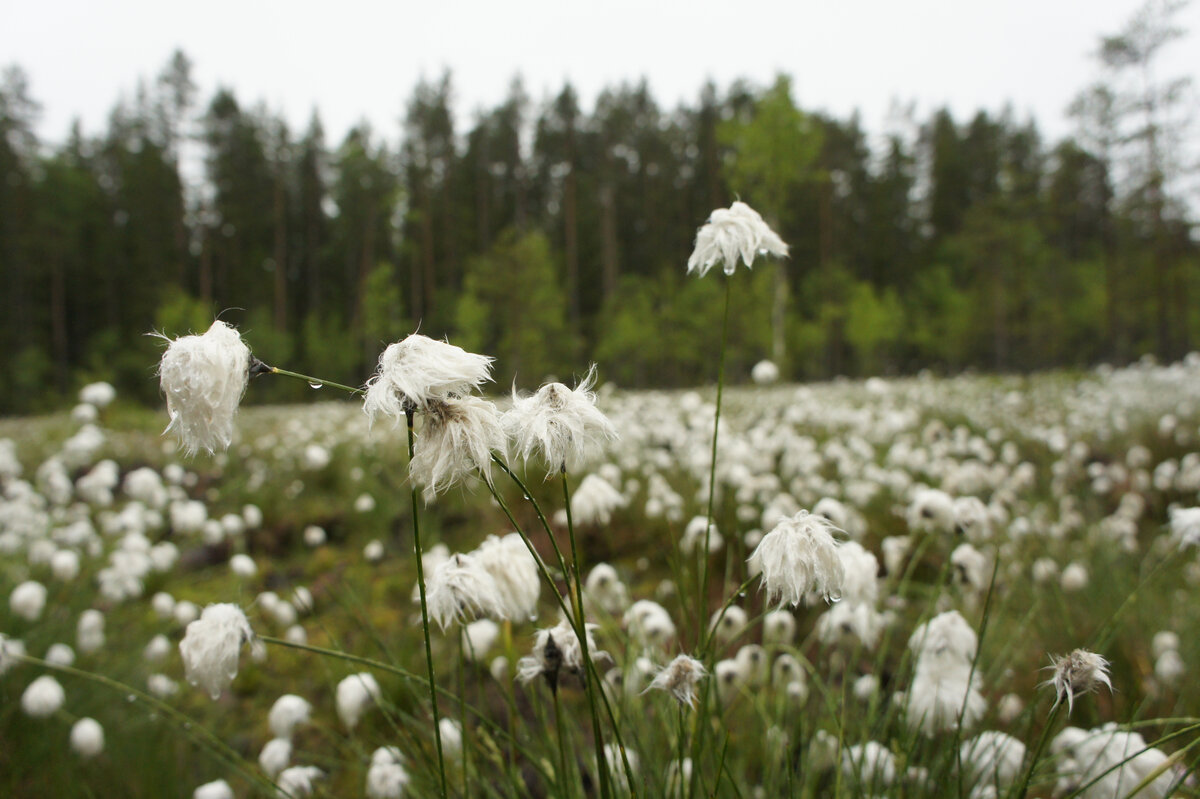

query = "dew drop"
[308, 382, 323, 390]
[522, 494, 531, 500]
[126, 694, 136, 703]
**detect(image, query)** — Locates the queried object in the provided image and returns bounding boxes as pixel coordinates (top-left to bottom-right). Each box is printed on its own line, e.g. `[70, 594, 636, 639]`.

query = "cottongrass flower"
[960, 731, 1025, 793]
[336, 672, 382, 729]
[439, 718, 463, 760]
[21, 674, 65, 718]
[646, 654, 707, 708]
[363, 333, 494, 421]
[687, 200, 788, 278]
[1045, 649, 1112, 715]
[259, 738, 291, 779]
[462, 618, 501, 662]
[268, 694, 312, 739]
[45, 643, 75, 667]
[749, 509, 845, 607]
[569, 473, 627, 525]
[366, 747, 410, 799]
[584, 563, 630, 615]
[1, 635, 27, 677]
[842, 741, 897, 789]
[77, 609, 106, 653]
[908, 610, 979, 665]
[623, 600, 677, 647]
[10, 580, 47, 621]
[156, 320, 251, 455]
[410, 396, 506, 502]
[70, 717, 105, 758]
[275, 765, 323, 797]
[905, 660, 987, 736]
[1052, 724, 1176, 798]
[474, 533, 541, 621]
[763, 609, 797, 646]
[504, 365, 618, 477]
[1168, 505, 1200, 548]
[516, 619, 606, 693]
[179, 603, 255, 700]
[193, 779, 234, 799]
[426, 552, 505, 630]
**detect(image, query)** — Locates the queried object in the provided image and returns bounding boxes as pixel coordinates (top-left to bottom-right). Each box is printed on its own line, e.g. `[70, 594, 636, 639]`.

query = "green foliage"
[455, 229, 577, 386]
[361, 262, 407, 350]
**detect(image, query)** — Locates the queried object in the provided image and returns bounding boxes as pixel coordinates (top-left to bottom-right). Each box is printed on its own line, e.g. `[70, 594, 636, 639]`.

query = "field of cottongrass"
[3, 356, 1200, 798]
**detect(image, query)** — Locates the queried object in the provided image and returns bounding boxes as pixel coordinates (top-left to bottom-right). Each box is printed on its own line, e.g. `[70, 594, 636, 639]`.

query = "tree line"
[0, 4, 1195, 413]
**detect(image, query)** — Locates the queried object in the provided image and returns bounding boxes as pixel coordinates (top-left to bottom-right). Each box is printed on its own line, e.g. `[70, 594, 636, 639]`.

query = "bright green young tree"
[718, 75, 824, 370]
[455, 229, 577, 387]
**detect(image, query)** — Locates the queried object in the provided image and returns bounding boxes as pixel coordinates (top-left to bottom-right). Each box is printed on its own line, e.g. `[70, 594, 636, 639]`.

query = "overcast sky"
[5, 0, 1199, 149]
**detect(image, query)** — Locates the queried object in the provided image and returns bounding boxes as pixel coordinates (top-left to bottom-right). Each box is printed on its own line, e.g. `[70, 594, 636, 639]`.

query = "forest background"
[0, 1, 1197, 414]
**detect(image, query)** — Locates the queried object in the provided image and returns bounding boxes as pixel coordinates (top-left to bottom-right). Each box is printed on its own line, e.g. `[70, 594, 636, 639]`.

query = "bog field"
[2, 360, 1200, 798]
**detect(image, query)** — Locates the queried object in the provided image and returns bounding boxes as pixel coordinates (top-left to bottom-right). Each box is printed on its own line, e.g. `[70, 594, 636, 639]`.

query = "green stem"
[698, 276, 732, 651]
[562, 470, 613, 799]
[1016, 700, 1064, 799]
[267, 364, 364, 395]
[552, 687, 576, 799]
[408, 411, 449, 799]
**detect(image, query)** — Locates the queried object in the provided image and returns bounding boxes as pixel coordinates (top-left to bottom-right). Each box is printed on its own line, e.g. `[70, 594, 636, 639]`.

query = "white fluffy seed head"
[193, 779, 234, 799]
[269, 694, 312, 739]
[647, 654, 707, 708]
[259, 738, 292, 778]
[178, 603, 255, 700]
[336, 672, 381, 729]
[157, 320, 251, 455]
[410, 396, 507, 502]
[687, 201, 789, 278]
[71, 717, 105, 758]
[426, 552, 506, 630]
[363, 334, 494, 423]
[10, 580, 47, 621]
[474, 533, 541, 622]
[22, 675, 65, 718]
[749, 510, 845, 607]
[504, 365, 618, 477]
[1045, 649, 1112, 715]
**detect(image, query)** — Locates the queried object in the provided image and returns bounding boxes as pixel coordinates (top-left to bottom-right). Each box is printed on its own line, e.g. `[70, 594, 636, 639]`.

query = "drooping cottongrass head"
[156, 320, 252, 455]
[687, 201, 788, 278]
[516, 619, 606, 693]
[505, 365, 618, 477]
[426, 552, 505, 630]
[474, 533, 541, 621]
[363, 333, 494, 422]
[816, 601, 884, 650]
[366, 746, 410, 799]
[268, 693, 312, 739]
[763, 609, 797, 646]
[1045, 649, 1112, 715]
[748, 510, 845, 607]
[21, 674, 65, 718]
[409, 396, 507, 502]
[178, 603, 255, 700]
[646, 654, 707, 708]
[336, 672, 382, 730]
[70, 717, 105, 758]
